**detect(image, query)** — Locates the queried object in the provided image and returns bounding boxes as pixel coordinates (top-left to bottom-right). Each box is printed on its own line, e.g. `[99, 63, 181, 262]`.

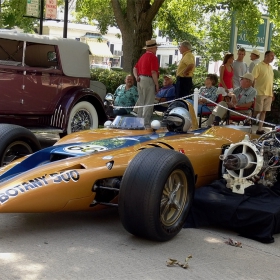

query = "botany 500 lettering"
[0, 170, 80, 204]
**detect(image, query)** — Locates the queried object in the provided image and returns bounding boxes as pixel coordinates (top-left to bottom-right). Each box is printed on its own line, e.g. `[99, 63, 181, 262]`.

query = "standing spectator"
[133, 39, 160, 127]
[252, 50, 275, 135]
[154, 75, 176, 112]
[187, 73, 218, 113]
[175, 41, 195, 98]
[232, 48, 248, 88]
[217, 53, 234, 96]
[248, 49, 261, 73]
[112, 74, 138, 116]
[207, 73, 256, 126]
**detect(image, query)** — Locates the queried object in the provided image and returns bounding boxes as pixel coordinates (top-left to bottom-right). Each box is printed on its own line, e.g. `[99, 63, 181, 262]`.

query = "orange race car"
[0, 101, 278, 241]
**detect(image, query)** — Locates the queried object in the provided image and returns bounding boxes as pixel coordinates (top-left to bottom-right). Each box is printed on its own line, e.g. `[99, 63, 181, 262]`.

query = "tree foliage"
[157, 0, 266, 61]
[0, 0, 36, 32]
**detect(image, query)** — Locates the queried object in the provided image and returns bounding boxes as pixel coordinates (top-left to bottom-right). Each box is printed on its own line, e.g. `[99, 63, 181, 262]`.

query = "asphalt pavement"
[0, 208, 279, 280]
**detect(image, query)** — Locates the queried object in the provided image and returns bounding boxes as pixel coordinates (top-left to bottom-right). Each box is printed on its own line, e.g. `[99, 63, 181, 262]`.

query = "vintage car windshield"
[110, 116, 145, 130]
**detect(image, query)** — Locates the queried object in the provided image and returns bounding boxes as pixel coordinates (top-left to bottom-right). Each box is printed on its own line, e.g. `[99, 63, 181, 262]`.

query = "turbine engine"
[220, 129, 280, 194]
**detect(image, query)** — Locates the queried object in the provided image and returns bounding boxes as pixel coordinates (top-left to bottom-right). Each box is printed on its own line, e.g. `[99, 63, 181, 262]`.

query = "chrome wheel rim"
[160, 169, 188, 226]
[71, 109, 92, 132]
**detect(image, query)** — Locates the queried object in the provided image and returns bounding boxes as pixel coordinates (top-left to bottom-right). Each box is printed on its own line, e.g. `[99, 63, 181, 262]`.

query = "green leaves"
[0, 0, 36, 32]
[157, 0, 272, 61]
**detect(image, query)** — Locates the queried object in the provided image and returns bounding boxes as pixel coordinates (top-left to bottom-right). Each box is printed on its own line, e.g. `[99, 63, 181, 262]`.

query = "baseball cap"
[251, 49, 260, 56]
[164, 74, 173, 79]
[240, 73, 254, 83]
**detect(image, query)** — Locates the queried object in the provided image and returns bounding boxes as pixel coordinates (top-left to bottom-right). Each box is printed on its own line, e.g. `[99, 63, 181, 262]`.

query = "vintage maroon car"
[0, 32, 107, 135]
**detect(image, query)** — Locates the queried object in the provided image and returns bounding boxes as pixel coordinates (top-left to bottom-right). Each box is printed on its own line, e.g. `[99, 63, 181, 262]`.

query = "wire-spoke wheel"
[67, 101, 98, 134]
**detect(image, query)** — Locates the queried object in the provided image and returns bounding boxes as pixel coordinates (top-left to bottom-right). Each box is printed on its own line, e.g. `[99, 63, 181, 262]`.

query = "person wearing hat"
[207, 73, 256, 126]
[175, 41, 195, 98]
[252, 50, 275, 135]
[154, 75, 176, 111]
[248, 49, 261, 73]
[133, 39, 160, 127]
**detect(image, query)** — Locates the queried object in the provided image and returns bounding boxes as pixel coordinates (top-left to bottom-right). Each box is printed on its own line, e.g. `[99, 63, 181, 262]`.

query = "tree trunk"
[111, 0, 165, 73]
[120, 22, 152, 73]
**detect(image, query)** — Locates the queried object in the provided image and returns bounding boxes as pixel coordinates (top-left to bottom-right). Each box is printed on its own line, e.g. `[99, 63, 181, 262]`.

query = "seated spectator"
[112, 74, 138, 116]
[187, 73, 218, 113]
[206, 73, 256, 126]
[154, 75, 176, 112]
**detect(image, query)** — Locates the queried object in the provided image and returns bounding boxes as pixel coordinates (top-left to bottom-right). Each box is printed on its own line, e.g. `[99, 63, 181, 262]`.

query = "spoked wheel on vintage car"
[0, 124, 41, 167]
[118, 148, 195, 241]
[67, 101, 98, 134]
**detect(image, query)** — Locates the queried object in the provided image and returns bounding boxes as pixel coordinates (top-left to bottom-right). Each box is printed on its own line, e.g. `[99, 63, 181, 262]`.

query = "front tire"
[67, 101, 98, 134]
[119, 148, 195, 241]
[0, 124, 41, 166]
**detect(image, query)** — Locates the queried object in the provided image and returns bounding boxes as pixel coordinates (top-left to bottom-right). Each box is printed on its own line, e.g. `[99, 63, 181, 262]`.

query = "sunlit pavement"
[0, 208, 279, 280]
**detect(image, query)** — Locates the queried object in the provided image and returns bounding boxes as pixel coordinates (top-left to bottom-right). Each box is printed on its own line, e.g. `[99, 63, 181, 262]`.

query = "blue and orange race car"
[0, 101, 277, 241]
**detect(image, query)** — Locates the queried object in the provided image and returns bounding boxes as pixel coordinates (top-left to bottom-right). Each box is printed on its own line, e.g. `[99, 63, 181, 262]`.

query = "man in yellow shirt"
[175, 41, 195, 99]
[252, 50, 275, 135]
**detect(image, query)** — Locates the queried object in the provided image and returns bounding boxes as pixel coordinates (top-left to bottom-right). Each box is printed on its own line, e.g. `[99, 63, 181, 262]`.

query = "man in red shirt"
[133, 39, 160, 127]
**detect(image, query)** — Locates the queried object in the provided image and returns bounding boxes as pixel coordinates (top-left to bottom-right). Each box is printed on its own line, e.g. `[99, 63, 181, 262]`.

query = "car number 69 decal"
[64, 144, 108, 154]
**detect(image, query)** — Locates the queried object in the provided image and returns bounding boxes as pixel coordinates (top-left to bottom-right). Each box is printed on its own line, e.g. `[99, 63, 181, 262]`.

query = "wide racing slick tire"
[67, 101, 98, 134]
[118, 148, 195, 241]
[0, 124, 41, 167]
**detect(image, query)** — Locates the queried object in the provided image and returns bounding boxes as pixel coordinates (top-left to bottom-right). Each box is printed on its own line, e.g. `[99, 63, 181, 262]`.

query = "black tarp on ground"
[184, 178, 280, 243]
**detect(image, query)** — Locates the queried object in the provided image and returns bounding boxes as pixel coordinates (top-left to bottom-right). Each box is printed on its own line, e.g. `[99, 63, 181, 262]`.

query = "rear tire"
[67, 101, 98, 134]
[0, 124, 41, 166]
[119, 148, 195, 241]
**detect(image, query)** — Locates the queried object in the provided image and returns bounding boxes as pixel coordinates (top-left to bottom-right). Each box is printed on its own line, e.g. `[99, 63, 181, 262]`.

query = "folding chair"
[225, 98, 255, 125]
[198, 94, 223, 127]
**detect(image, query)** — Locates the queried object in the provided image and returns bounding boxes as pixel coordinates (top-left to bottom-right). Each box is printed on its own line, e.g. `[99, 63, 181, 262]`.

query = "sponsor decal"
[0, 170, 80, 205]
[64, 144, 107, 154]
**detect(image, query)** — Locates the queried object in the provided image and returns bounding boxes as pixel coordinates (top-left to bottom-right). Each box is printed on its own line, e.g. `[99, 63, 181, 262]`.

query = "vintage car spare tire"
[67, 101, 98, 134]
[0, 124, 41, 166]
[119, 148, 195, 241]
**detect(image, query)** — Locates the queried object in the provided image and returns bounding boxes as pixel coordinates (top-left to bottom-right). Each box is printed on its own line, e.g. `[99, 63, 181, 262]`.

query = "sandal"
[256, 130, 265, 135]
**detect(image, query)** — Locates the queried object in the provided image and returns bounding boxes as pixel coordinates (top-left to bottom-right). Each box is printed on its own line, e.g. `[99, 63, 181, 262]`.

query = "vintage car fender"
[51, 87, 107, 132]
